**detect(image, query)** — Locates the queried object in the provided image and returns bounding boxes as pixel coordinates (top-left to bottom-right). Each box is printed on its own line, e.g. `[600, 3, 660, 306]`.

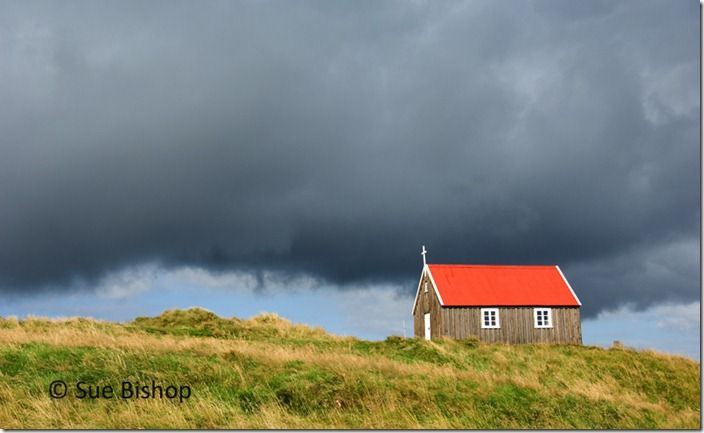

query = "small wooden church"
[412, 247, 582, 344]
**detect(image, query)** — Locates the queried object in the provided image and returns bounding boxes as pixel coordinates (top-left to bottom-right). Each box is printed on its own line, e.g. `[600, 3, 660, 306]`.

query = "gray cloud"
[0, 0, 698, 317]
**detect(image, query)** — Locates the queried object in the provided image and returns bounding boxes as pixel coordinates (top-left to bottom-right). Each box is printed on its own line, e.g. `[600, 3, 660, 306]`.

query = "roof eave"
[411, 264, 445, 314]
[555, 265, 582, 306]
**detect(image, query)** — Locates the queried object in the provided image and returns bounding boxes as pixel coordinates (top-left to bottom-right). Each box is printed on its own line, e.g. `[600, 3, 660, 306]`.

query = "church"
[412, 247, 582, 344]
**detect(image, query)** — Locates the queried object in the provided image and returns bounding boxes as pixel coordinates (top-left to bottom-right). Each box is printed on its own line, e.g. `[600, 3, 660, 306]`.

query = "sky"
[0, 1, 699, 359]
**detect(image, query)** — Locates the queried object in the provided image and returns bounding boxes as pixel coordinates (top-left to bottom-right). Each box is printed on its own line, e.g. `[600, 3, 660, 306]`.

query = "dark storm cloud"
[0, 0, 698, 317]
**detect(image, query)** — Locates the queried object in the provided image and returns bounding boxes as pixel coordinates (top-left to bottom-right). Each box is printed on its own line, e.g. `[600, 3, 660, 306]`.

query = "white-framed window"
[424, 281, 429, 293]
[534, 308, 552, 328]
[481, 308, 500, 328]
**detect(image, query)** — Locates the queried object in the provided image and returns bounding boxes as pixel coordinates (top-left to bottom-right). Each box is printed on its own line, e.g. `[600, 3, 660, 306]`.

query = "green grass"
[0, 308, 698, 428]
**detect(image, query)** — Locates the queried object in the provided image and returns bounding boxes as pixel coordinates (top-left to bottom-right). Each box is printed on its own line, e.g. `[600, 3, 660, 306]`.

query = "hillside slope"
[0, 308, 699, 429]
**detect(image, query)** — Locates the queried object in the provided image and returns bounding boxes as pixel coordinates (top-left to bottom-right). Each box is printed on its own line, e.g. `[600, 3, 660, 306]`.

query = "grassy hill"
[0, 308, 699, 429]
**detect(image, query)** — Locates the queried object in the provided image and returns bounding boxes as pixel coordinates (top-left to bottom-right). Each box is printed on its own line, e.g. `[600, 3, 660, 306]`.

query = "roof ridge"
[427, 263, 557, 268]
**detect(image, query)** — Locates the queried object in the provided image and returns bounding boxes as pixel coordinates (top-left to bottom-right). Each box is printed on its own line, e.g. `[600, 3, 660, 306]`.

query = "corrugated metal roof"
[427, 264, 581, 307]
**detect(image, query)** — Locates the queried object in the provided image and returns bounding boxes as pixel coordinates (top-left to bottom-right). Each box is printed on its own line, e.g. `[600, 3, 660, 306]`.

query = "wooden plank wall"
[441, 306, 582, 344]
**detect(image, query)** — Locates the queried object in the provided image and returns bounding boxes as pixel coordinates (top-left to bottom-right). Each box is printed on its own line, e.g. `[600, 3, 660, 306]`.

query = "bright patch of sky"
[582, 302, 700, 360]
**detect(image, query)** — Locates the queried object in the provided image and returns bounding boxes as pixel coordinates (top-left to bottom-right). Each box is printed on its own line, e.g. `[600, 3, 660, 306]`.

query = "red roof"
[425, 264, 580, 307]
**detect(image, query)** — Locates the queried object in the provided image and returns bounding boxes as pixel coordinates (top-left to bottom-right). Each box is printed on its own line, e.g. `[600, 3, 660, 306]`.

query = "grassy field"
[0, 308, 699, 429]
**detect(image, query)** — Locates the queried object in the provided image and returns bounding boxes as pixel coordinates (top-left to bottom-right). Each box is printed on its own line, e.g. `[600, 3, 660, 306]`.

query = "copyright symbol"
[49, 380, 67, 399]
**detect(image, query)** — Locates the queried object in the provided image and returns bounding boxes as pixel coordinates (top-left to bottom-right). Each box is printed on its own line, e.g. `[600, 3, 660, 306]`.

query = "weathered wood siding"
[441, 306, 582, 344]
[413, 271, 442, 339]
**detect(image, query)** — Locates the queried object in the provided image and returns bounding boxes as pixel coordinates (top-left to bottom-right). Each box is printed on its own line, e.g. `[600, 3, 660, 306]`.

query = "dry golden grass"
[0, 309, 698, 429]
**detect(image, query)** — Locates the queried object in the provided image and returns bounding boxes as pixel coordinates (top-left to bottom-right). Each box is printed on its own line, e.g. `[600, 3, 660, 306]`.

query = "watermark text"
[49, 380, 191, 402]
